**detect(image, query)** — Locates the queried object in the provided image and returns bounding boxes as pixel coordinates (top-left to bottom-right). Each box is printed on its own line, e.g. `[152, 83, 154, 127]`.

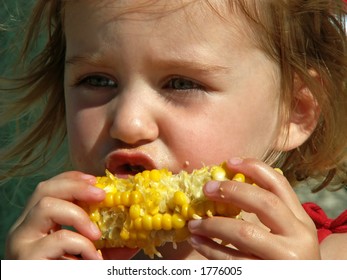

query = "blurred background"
[1, 0, 46, 260]
[1, 0, 346, 260]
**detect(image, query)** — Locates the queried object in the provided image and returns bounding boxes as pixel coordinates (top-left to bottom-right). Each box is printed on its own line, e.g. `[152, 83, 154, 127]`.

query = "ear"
[275, 73, 321, 152]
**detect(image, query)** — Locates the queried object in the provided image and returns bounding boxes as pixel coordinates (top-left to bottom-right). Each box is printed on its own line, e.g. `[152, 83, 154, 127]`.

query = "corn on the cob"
[81, 163, 262, 258]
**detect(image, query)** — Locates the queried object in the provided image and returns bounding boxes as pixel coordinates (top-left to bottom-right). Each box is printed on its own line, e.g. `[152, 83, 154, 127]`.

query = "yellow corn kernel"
[120, 228, 130, 240]
[90, 211, 100, 223]
[114, 192, 122, 205]
[172, 213, 186, 229]
[232, 173, 245, 182]
[129, 204, 141, 220]
[134, 217, 143, 231]
[211, 165, 227, 180]
[121, 191, 131, 206]
[152, 213, 163, 230]
[188, 205, 198, 219]
[181, 204, 190, 219]
[162, 213, 172, 230]
[142, 214, 153, 231]
[274, 168, 283, 175]
[174, 227, 190, 242]
[130, 190, 143, 204]
[173, 191, 189, 206]
[104, 192, 115, 207]
[149, 169, 162, 182]
[83, 164, 282, 258]
[141, 170, 151, 180]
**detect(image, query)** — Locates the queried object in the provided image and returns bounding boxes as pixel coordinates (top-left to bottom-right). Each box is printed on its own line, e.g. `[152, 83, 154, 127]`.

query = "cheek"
[65, 97, 107, 171]
[166, 99, 280, 168]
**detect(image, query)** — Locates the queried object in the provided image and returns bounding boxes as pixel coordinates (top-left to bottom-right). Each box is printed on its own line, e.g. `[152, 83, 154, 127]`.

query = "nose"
[108, 90, 159, 146]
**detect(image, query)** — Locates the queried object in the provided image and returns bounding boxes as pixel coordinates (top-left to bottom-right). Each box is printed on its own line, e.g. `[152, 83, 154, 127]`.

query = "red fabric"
[302, 202, 347, 243]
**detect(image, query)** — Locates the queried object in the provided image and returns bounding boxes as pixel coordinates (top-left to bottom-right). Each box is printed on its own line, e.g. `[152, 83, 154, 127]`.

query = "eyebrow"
[65, 54, 107, 67]
[65, 54, 230, 74]
[156, 59, 230, 74]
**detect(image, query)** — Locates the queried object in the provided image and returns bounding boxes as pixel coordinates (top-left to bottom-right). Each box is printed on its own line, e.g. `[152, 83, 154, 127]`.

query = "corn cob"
[81, 163, 260, 258]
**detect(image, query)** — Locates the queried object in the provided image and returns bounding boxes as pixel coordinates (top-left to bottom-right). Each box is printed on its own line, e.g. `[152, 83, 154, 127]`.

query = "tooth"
[129, 165, 143, 172]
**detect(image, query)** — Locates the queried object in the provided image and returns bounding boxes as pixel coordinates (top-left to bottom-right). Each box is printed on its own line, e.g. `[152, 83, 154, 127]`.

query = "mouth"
[116, 164, 146, 175]
[105, 151, 157, 178]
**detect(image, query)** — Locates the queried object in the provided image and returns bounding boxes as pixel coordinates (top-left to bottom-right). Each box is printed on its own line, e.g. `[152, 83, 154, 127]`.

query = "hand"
[187, 158, 321, 259]
[5, 171, 136, 260]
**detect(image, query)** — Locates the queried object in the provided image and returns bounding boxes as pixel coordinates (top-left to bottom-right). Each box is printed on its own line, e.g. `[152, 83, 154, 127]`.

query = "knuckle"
[275, 174, 288, 187]
[36, 196, 55, 211]
[53, 229, 70, 242]
[36, 180, 49, 193]
[261, 193, 281, 210]
[238, 223, 258, 241]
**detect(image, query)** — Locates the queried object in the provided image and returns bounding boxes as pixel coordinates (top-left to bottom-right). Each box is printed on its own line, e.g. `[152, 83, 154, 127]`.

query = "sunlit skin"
[6, 0, 346, 260]
[63, 1, 282, 178]
[62, 0, 311, 259]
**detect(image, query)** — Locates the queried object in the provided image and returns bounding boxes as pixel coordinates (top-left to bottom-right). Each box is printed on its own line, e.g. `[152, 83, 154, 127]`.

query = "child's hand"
[5, 171, 137, 260]
[188, 158, 321, 260]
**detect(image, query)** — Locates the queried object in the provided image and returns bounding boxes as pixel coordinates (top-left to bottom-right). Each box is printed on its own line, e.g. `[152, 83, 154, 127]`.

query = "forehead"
[63, 0, 254, 40]
[63, 0, 228, 18]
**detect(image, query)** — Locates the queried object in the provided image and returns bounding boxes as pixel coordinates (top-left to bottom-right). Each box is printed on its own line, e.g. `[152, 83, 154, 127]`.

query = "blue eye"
[79, 75, 117, 88]
[166, 77, 203, 91]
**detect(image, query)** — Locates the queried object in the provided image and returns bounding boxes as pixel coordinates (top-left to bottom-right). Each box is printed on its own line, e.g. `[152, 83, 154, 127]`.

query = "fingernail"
[205, 181, 220, 194]
[81, 174, 97, 184]
[95, 250, 103, 260]
[90, 222, 101, 236]
[87, 185, 105, 196]
[188, 219, 202, 230]
[228, 157, 243, 165]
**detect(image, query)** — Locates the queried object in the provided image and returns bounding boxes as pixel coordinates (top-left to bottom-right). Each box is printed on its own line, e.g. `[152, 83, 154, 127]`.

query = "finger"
[27, 171, 105, 209]
[225, 158, 307, 218]
[188, 235, 258, 260]
[27, 229, 103, 260]
[188, 217, 289, 259]
[204, 179, 301, 235]
[21, 197, 101, 241]
[15, 172, 105, 228]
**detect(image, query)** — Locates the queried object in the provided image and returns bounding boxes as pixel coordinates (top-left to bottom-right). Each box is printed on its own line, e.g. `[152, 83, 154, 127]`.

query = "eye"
[78, 75, 117, 88]
[164, 77, 204, 91]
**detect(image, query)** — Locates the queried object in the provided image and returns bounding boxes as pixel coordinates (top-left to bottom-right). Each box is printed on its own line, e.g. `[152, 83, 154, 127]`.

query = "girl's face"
[64, 0, 282, 176]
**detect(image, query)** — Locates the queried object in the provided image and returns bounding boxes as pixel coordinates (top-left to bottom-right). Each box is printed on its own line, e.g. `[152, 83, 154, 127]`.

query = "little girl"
[1, 0, 346, 260]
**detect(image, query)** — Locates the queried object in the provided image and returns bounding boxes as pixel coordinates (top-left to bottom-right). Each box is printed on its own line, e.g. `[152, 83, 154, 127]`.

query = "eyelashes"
[163, 77, 205, 92]
[73, 74, 208, 105]
[74, 74, 206, 92]
[76, 75, 118, 89]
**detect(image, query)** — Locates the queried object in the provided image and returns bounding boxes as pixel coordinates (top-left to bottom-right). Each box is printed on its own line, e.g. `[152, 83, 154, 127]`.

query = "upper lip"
[105, 150, 157, 177]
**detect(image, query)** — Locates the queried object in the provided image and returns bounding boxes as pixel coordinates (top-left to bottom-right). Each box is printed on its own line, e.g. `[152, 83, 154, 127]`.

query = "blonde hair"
[1, 0, 346, 191]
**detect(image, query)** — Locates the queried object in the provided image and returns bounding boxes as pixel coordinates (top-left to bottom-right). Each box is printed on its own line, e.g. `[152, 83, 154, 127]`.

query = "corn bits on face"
[81, 164, 246, 258]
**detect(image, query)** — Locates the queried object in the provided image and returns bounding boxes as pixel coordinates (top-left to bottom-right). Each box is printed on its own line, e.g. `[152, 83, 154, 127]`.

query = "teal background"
[1, 0, 37, 259]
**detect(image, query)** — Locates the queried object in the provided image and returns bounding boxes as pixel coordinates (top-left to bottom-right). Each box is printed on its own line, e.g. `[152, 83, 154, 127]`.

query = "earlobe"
[275, 74, 321, 152]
